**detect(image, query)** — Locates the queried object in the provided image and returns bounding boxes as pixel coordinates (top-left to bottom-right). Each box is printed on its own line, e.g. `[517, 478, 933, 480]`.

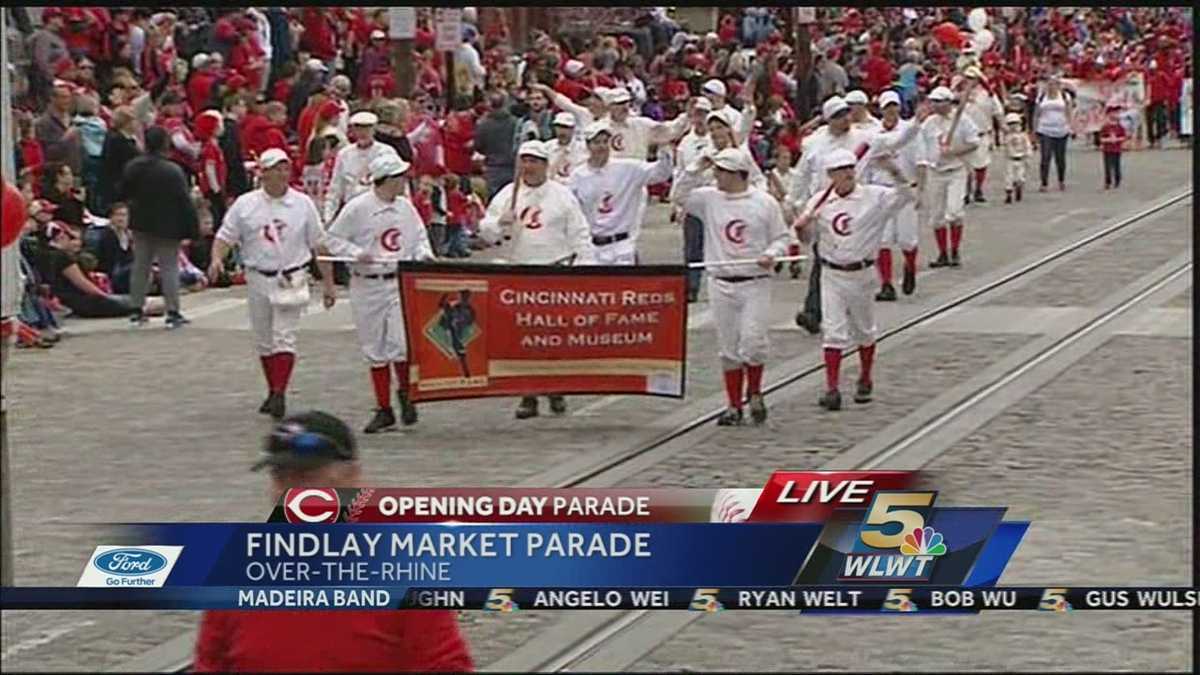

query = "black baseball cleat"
[795, 312, 821, 334]
[854, 381, 873, 404]
[266, 393, 286, 420]
[950, 251, 962, 267]
[974, 192, 986, 203]
[902, 266, 916, 295]
[258, 395, 273, 415]
[748, 394, 767, 424]
[1004, 190, 1013, 204]
[930, 253, 950, 268]
[774, 262, 784, 274]
[363, 407, 397, 434]
[875, 283, 897, 302]
[716, 407, 744, 426]
[548, 395, 567, 414]
[686, 289, 699, 303]
[398, 391, 418, 426]
[515, 397, 539, 419]
[818, 390, 842, 411]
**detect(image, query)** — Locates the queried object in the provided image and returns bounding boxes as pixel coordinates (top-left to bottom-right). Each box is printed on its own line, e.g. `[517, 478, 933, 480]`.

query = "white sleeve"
[762, 197, 791, 258]
[301, 195, 324, 251]
[681, 187, 707, 221]
[214, 195, 244, 245]
[639, 149, 674, 186]
[734, 104, 756, 146]
[478, 184, 514, 245]
[916, 122, 937, 167]
[324, 199, 364, 258]
[400, 200, 435, 261]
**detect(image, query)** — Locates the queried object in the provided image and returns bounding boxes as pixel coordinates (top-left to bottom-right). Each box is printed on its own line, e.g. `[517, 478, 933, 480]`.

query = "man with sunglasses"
[193, 411, 474, 672]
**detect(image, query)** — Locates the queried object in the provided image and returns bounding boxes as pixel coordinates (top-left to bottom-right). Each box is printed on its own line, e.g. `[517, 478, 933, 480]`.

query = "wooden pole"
[393, 38, 414, 98]
[1, 6, 15, 587]
[795, 17, 813, 119]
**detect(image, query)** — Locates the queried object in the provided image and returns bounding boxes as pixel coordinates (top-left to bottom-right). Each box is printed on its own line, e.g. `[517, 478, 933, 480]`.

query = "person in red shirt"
[193, 411, 475, 673]
[1098, 104, 1127, 190]
[301, 7, 338, 64]
[862, 42, 895, 97]
[187, 54, 221, 114]
[1147, 64, 1173, 148]
[442, 104, 475, 177]
[195, 110, 228, 221]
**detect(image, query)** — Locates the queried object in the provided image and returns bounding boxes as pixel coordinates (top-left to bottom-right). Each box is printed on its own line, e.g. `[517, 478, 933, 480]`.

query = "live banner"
[398, 263, 688, 403]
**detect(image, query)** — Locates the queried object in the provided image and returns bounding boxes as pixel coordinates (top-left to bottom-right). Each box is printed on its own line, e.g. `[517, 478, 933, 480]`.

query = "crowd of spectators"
[5, 6, 1191, 347]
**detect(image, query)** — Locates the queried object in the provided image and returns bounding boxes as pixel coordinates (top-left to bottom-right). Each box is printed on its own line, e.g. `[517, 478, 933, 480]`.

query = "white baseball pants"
[820, 267, 877, 351]
[247, 269, 304, 355]
[1005, 158, 1027, 189]
[350, 275, 406, 365]
[710, 276, 771, 365]
[922, 167, 967, 227]
[879, 201, 919, 250]
[593, 238, 638, 265]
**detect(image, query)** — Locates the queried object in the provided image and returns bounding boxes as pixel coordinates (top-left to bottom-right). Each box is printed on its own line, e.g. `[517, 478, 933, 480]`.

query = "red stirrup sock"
[745, 364, 764, 396]
[950, 224, 964, 253]
[823, 348, 842, 392]
[370, 366, 392, 408]
[934, 227, 948, 256]
[877, 248, 893, 284]
[274, 353, 295, 394]
[392, 360, 409, 392]
[260, 355, 274, 393]
[902, 248, 918, 274]
[723, 368, 745, 409]
[858, 343, 876, 386]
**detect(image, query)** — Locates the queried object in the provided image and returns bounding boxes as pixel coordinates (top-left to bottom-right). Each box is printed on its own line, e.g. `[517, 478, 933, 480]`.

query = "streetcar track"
[120, 189, 1190, 673]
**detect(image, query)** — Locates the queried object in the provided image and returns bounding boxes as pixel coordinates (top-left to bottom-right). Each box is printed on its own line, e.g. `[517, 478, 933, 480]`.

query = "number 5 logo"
[883, 588, 918, 612]
[690, 588, 723, 612]
[858, 492, 937, 550]
[1039, 588, 1072, 612]
[484, 588, 519, 612]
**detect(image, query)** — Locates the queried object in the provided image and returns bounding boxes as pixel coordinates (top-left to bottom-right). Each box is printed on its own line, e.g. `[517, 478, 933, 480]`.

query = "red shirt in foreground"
[194, 608, 473, 672]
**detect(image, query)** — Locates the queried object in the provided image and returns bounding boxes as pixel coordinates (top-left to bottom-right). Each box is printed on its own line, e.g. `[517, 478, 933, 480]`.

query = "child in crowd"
[1099, 103, 1128, 190]
[442, 173, 472, 259]
[1003, 112, 1031, 204]
[74, 95, 109, 214]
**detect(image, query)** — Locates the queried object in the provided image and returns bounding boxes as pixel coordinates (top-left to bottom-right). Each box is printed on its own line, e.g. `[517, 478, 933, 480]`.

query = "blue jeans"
[683, 214, 704, 294]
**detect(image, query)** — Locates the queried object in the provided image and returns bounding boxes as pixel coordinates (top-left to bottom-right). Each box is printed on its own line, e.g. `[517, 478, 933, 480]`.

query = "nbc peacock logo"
[900, 527, 947, 557]
[841, 491, 945, 581]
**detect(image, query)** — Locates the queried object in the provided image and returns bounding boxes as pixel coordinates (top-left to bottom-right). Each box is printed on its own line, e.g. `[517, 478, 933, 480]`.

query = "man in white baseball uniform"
[681, 147, 790, 426]
[918, 86, 980, 268]
[673, 97, 715, 302]
[480, 140, 596, 419]
[546, 112, 588, 184]
[568, 121, 673, 265]
[960, 67, 1004, 204]
[795, 148, 914, 411]
[867, 90, 925, 301]
[603, 87, 689, 161]
[845, 89, 882, 133]
[702, 79, 743, 134]
[324, 155, 435, 433]
[207, 149, 335, 420]
[323, 111, 401, 224]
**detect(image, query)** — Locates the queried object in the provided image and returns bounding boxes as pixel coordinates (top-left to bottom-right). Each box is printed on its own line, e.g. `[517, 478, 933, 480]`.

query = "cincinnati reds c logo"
[358, 171, 373, 186]
[723, 219, 748, 244]
[557, 161, 571, 177]
[520, 206, 544, 229]
[611, 134, 626, 151]
[831, 212, 852, 236]
[597, 193, 615, 215]
[380, 228, 402, 252]
[261, 219, 287, 243]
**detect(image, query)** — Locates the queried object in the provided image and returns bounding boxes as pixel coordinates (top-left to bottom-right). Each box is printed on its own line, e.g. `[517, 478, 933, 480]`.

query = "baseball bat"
[806, 141, 873, 214]
[943, 79, 975, 148]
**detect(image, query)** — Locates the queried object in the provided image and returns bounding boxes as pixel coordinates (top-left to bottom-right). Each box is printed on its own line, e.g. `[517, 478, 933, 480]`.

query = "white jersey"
[791, 126, 875, 210]
[716, 104, 744, 137]
[802, 182, 915, 265]
[323, 140, 401, 223]
[918, 113, 980, 173]
[669, 143, 768, 204]
[324, 189, 434, 276]
[568, 154, 673, 240]
[479, 179, 595, 264]
[674, 128, 714, 182]
[606, 113, 688, 160]
[853, 115, 883, 134]
[963, 89, 1003, 148]
[216, 187, 324, 271]
[864, 118, 922, 186]
[547, 137, 588, 184]
[682, 186, 791, 278]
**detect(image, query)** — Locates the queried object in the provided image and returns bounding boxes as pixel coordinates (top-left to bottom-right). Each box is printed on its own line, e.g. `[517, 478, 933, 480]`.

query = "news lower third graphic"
[1, 473, 1196, 613]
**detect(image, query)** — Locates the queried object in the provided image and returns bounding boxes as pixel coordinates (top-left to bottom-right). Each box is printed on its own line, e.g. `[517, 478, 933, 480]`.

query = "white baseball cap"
[564, 59, 585, 77]
[607, 87, 632, 105]
[822, 96, 850, 120]
[705, 109, 733, 128]
[258, 148, 291, 169]
[583, 120, 612, 142]
[191, 53, 210, 70]
[368, 155, 410, 181]
[711, 147, 753, 173]
[305, 58, 329, 72]
[348, 111, 379, 126]
[517, 140, 550, 160]
[845, 89, 869, 105]
[824, 148, 858, 171]
[928, 86, 955, 102]
[370, 29, 386, 40]
[552, 111, 576, 128]
[702, 79, 727, 98]
[693, 96, 714, 111]
[1004, 112, 1023, 125]
[878, 90, 901, 108]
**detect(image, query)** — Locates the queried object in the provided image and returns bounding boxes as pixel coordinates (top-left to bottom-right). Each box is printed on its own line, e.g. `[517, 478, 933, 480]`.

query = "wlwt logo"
[283, 488, 342, 524]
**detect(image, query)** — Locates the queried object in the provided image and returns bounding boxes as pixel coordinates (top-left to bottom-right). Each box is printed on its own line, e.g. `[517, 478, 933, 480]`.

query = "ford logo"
[93, 549, 168, 577]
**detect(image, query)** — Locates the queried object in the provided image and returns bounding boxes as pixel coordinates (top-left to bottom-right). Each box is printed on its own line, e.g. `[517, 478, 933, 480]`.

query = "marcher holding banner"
[325, 155, 434, 433]
[681, 147, 790, 427]
[480, 140, 596, 419]
[568, 121, 674, 265]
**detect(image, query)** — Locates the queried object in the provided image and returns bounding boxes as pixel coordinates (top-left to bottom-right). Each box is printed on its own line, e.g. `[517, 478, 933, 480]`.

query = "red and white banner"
[1062, 73, 1146, 136]
[398, 263, 688, 403]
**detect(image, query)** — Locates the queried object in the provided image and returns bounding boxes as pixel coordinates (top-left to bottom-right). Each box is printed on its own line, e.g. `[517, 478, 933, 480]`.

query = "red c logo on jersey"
[261, 219, 287, 243]
[520, 206, 544, 229]
[557, 161, 571, 177]
[724, 219, 748, 244]
[380, 228, 402, 252]
[611, 134, 626, 151]
[597, 193, 615, 215]
[283, 488, 341, 524]
[831, 212, 853, 236]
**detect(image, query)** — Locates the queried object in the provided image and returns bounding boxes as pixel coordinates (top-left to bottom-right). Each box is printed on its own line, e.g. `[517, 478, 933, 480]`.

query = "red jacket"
[198, 139, 227, 196]
[862, 56, 895, 96]
[194, 609, 473, 672]
[1099, 121, 1126, 154]
[301, 8, 338, 61]
[187, 71, 220, 115]
[240, 112, 277, 160]
[443, 110, 476, 175]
